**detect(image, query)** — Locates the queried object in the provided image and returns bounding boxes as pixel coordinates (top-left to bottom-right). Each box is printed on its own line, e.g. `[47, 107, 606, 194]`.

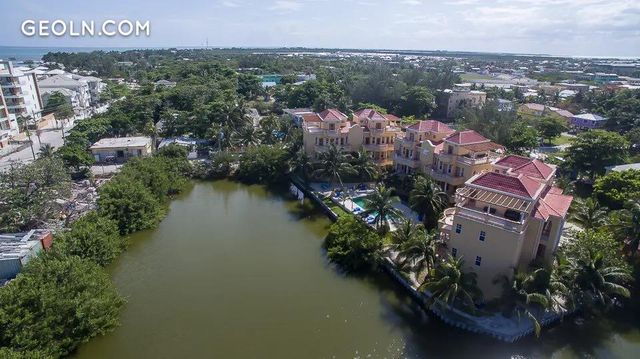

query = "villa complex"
[394, 121, 504, 201]
[302, 108, 401, 167]
[390, 119, 573, 299]
[438, 155, 572, 299]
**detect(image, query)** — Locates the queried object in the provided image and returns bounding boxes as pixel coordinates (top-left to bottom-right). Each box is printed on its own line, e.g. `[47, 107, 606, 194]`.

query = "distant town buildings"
[302, 108, 401, 167]
[90, 136, 153, 163]
[570, 113, 607, 131]
[0, 61, 43, 123]
[437, 84, 487, 119]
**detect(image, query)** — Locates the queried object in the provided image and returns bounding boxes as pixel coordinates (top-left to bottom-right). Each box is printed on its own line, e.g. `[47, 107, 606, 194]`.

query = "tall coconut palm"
[420, 255, 482, 312]
[573, 249, 632, 311]
[289, 149, 313, 183]
[570, 197, 609, 230]
[397, 230, 440, 279]
[351, 147, 379, 182]
[392, 218, 424, 247]
[233, 124, 261, 149]
[363, 184, 402, 231]
[312, 144, 356, 192]
[494, 269, 551, 337]
[409, 176, 448, 230]
[38, 144, 55, 158]
[608, 198, 640, 258]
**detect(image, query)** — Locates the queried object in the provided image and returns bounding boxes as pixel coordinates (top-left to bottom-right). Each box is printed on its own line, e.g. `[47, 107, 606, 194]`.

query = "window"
[448, 145, 453, 154]
[479, 231, 486, 241]
[452, 248, 458, 258]
[365, 137, 370, 145]
[475, 256, 482, 266]
[455, 224, 462, 234]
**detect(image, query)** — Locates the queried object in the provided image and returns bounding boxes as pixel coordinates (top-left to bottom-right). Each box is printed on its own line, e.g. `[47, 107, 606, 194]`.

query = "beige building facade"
[438, 155, 573, 300]
[302, 109, 401, 167]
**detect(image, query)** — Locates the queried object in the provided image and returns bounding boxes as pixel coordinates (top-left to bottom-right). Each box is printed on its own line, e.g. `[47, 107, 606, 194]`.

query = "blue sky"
[3, 0, 639, 57]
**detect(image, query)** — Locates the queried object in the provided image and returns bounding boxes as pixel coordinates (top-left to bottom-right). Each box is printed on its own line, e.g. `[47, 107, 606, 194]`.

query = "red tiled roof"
[495, 155, 532, 169]
[523, 103, 545, 112]
[302, 113, 322, 123]
[445, 130, 489, 145]
[471, 172, 544, 198]
[407, 120, 454, 134]
[461, 142, 504, 152]
[355, 109, 400, 122]
[534, 187, 573, 220]
[513, 159, 555, 180]
[319, 109, 348, 122]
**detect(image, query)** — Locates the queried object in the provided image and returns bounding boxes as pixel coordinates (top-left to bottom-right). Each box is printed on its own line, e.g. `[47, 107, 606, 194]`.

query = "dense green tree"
[565, 130, 629, 180]
[43, 91, 74, 120]
[593, 170, 640, 210]
[56, 144, 95, 171]
[0, 255, 125, 357]
[235, 145, 289, 184]
[536, 116, 567, 145]
[409, 176, 448, 230]
[399, 86, 435, 118]
[289, 149, 313, 182]
[97, 176, 164, 235]
[237, 73, 262, 99]
[397, 229, 439, 278]
[562, 230, 629, 271]
[55, 212, 126, 267]
[325, 216, 383, 272]
[0, 158, 71, 232]
[503, 122, 540, 155]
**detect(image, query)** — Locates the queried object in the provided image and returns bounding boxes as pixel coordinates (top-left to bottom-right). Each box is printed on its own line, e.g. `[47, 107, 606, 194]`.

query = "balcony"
[364, 143, 394, 151]
[7, 104, 26, 110]
[457, 205, 526, 234]
[393, 153, 419, 167]
[457, 154, 500, 166]
[429, 168, 467, 185]
[0, 83, 19, 89]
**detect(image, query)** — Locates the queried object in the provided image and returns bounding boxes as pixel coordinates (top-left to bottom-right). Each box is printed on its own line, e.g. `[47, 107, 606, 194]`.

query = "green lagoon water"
[75, 181, 640, 358]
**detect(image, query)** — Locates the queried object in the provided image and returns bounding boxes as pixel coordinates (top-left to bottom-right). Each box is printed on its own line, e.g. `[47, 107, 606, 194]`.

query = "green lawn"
[322, 197, 350, 218]
[460, 72, 494, 81]
[550, 135, 573, 146]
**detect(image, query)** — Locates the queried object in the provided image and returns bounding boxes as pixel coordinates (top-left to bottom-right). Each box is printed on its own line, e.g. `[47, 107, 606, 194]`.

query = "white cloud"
[270, 0, 303, 12]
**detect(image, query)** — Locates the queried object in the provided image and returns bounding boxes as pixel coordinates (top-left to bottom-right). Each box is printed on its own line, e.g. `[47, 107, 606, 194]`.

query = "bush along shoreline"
[0, 145, 192, 358]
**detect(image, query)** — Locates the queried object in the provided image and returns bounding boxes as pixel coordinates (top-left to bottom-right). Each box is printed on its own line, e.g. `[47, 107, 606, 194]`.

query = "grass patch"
[550, 135, 573, 146]
[460, 72, 494, 81]
[322, 197, 350, 218]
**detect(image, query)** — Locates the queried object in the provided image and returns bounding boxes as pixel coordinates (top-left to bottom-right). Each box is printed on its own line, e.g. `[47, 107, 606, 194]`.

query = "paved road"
[0, 122, 73, 171]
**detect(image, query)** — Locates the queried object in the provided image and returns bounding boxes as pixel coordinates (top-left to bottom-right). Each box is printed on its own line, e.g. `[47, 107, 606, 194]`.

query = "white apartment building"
[38, 74, 92, 117]
[0, 61, 43, 122]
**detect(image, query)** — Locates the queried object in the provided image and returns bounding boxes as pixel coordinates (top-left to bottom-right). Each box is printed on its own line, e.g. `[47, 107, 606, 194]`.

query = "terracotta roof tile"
[319, 109, 348, 122]
[471, 172, 544, 199]
[513, 159, 555, 180]
[445, 130, 489, 145]
[407, 120, 454, 134]
[495, 155, 532, 169]
[535, 187, 573, 219]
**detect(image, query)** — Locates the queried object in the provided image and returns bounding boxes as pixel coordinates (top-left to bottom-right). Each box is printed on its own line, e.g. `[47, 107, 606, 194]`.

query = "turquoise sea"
[0, 46, 150, 62]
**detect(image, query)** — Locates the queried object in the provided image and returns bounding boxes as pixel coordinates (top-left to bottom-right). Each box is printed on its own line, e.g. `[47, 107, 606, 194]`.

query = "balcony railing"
[457, 205, 526, 233]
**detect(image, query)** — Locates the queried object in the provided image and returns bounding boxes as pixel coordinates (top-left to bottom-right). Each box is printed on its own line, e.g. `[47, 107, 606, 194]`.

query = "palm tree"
[608, 198, 640, 258]
[392, 218, 423, 247]
[420, 256, 482, 313]
[234, 124, 260, 149]
[494, 269, 551, 337]
[289, 149, 313, 183]
[38, 144, 55, 158]
[17, 114, 36, 160]
[351, 148, 379, 182]
[362, 184, 402, 231]
[397, 230, 440, 280]
[312, 144, 356, 192]
[573, 249, 632, 311]
[409, 176, 448, 230]
[570, 197, 609, 230]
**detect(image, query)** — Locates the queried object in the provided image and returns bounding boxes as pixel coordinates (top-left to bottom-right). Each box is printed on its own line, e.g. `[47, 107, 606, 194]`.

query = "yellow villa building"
[438, 155, 573, 299]
[302, 108, 402, 167]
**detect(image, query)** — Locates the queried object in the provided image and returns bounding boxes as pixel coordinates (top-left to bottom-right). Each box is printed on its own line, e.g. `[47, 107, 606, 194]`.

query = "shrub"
[0, 255, 125, 357]
[55, 211, 126, 267]
[325, 216, 383, 272]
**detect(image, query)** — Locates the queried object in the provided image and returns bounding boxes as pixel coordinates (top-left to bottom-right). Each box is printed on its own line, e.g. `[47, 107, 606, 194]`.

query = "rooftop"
[572, 113, 606, 122]
[407, 120, 454, 134]
[319, 109, 348, 122]
[445, 130, 489, 145]
[470, 172, 544, 199]
[90, 136, 151, 149]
